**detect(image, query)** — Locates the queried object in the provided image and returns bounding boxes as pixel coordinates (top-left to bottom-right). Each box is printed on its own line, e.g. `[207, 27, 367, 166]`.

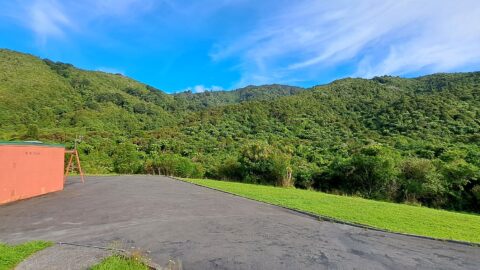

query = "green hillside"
[173, 84, 304, 110]
[0, 49, 175, 136]
[1, 49, 479, 213]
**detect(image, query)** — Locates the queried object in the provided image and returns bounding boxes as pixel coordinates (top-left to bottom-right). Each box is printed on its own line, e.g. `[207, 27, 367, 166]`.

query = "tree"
[25, 124, 39, 140]
[145, 153, 204, 178]
[292, 159, 318, 189]
[239, 141, 292, 186]
[399, 158, 444, 204]
[112, 142, 142, 174]
[332, 145, 399, 199]
[441, 159, 479, 209]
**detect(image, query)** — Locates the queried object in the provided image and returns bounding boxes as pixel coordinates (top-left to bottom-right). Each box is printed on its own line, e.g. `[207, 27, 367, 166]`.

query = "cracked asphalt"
[0, 175, 479, 269]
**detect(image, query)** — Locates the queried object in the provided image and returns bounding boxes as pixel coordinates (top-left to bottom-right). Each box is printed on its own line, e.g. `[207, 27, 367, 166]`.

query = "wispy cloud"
[96, 66, 125, 75]
[2, 0, 480, 89]
[212, 0, 480, 86]
[2, 0, 156, 44]
[14, 0, 74, 44]
[180, 85, 224, 93]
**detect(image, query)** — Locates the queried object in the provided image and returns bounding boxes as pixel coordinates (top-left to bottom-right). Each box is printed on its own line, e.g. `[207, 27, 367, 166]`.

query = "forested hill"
[0, 49, 303, 131]
[0, 49, 176, 133]
[173, 84, 304, 110]
[1, 48, 479, 213]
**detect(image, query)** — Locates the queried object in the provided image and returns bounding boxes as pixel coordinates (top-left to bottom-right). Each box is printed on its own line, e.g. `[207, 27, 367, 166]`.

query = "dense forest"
[1, 49, 479, 213]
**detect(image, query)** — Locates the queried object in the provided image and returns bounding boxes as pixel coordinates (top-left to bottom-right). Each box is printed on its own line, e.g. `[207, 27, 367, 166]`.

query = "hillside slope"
[174, 84, 304, 110]
[0, 49, 175, 137]
[1, 49, 479, 213]
[178, 73, 480, 158]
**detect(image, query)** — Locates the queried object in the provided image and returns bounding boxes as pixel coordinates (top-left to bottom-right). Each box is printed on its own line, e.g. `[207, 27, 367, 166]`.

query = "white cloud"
[24, 0, 73, 43]
[181, 85, 224, 93]
[96, 67, 125, 75]
[4, 0, 156, 43]
[212, 0, 480, 85]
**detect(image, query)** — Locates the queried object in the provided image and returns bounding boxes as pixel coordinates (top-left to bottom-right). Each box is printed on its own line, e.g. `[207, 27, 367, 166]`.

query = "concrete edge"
[170, 176, 480, 248]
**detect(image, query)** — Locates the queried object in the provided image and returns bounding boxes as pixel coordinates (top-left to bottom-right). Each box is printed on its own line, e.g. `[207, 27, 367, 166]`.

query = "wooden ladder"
[64, 149, 85, 183]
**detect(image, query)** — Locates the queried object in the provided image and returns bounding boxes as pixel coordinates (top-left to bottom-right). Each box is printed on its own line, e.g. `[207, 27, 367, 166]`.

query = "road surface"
[0, 175, 479, 269]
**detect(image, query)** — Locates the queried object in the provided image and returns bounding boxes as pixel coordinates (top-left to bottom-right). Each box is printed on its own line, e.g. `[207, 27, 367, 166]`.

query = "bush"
[25, 124, 39, 140]
[472, 185, 480, 202]
[112, 142, 143, 174]
[215, 156, 242, 180]
[239, 141, 292, 186]
[399, 158, 444, 205]
[146, 153, 204, 178]
[292, 160, 319, 189]
[441, 160, 478, 188]
[329, 145, 399, 199]
[440, 159, 479, 209]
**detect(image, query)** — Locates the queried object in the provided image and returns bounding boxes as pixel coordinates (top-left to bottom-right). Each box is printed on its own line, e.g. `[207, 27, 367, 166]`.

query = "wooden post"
[64, 153, 74, 180]
[74, 149, 85, 183]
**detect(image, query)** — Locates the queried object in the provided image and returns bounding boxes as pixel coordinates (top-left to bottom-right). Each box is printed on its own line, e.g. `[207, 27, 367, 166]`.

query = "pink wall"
[0, 144, 65, 205]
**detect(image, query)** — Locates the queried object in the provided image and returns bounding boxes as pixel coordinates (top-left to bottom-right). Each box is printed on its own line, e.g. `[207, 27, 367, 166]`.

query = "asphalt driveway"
[0, 175, 479, 269]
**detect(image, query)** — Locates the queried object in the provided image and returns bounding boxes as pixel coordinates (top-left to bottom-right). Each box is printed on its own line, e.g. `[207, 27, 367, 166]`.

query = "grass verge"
[0, 241, 52, 270]
[182, 178, 480, 244]
[90, 255, 149, 270]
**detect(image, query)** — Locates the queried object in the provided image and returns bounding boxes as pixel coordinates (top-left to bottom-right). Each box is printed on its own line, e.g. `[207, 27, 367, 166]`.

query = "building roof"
[0, 141, 65, 148]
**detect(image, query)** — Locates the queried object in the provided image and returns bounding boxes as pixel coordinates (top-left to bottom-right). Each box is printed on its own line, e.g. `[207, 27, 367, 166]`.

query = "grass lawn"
[90, 255, 148, 270]
[182, 178, 480, 244]
[0, 241, 52, 270]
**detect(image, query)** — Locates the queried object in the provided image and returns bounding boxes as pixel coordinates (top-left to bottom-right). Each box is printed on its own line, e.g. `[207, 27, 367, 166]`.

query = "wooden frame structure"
[64, 149, 85, 183]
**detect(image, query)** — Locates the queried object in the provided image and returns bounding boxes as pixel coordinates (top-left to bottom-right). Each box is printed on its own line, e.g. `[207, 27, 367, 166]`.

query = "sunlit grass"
[0, 241, 52, 270]
[90, 255, 148, 270]
[183, 178, 480, 244]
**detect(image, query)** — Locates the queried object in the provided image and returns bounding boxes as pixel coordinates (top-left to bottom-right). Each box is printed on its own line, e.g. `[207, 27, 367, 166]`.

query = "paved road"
[1, 176, 479, 269]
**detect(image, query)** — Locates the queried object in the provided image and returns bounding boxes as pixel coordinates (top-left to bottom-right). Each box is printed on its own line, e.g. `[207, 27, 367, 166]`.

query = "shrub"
[441, 159, 478, 189]
[472, 185, 480, 202]
[112, 142, 143, 174]
[440, 159, 479, 209]
[147, 153, 204, 178]
[399, 158, 444, 205]
[25, 124, 39, 140]
[292, 160, 319, 189]
[329, 145, 399, 199]
[239, 141, 292, 186]
[215, 156, 242, 180]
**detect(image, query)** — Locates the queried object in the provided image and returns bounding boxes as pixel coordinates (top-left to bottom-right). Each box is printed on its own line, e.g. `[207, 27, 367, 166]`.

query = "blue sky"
[1, 0, 480, 93]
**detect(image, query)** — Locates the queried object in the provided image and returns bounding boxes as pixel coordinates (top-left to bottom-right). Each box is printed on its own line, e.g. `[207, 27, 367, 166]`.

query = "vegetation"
[182, 178, 480, 243]
[1, 48, 479, 213]
[0, 241, 52, 270]
[174, 84, 304, 110]
[90, 255, 148, 270]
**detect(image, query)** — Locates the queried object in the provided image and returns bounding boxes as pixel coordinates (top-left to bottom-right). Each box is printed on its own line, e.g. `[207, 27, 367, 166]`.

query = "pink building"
[0, 142, 65, 205]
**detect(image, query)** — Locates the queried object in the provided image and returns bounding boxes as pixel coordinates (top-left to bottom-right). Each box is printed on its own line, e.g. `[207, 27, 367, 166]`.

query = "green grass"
[182, 178, 480, 244]
[90, 255, 148, 270]
[0, 241, 52, 270]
